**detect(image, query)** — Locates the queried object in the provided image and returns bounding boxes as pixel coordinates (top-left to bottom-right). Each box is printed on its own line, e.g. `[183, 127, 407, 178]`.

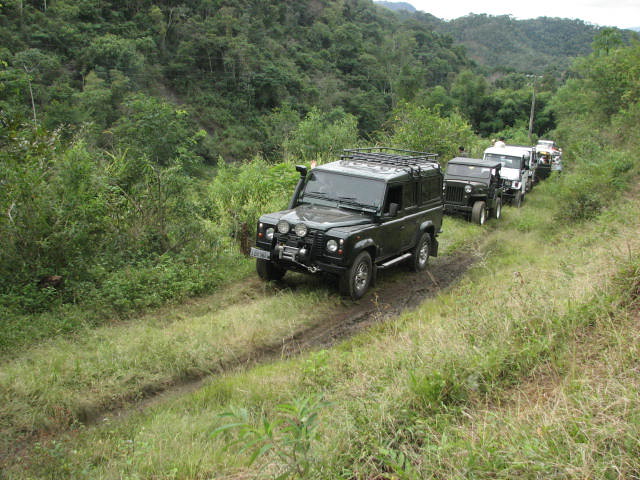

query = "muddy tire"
[491, 198, 502, 219]
[256, 259, 286, 281]
[339, 251, 372, 300]
[471, 201, 487, 225]
[411, 233, 431, 272]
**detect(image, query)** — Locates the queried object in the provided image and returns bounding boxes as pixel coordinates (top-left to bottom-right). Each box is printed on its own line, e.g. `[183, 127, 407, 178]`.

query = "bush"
[384, 103, 478, 161]
[206, 157, 300, 241]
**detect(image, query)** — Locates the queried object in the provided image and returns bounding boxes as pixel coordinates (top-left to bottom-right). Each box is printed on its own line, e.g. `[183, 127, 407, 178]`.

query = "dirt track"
[117, 251, 478, 419]
[3, 251, 478, 467]
[271, 251, 478, 356]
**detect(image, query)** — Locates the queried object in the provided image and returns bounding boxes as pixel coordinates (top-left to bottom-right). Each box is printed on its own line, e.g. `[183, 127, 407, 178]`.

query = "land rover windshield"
[299, 170, 385, 209]
[446, 164, 492, 179]
[484, 153, 524, 170]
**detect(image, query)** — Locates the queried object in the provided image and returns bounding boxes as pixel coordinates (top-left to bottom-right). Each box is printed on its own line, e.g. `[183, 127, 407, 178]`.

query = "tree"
[386, 103, 477, 160]
[592, 28, 623, 56]
[110, 93, 205, 170]
[284, 107, 359, 162]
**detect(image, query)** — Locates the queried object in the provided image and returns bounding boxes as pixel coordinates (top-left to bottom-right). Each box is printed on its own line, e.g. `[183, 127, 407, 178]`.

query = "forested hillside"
[439, 14, 601, 73]
[0, 0, 470, 161]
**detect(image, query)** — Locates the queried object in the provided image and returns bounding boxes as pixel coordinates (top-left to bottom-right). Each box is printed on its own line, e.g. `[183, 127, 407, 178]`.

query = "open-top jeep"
[443, 157, 502, 225]
[250, 147, 444, 300]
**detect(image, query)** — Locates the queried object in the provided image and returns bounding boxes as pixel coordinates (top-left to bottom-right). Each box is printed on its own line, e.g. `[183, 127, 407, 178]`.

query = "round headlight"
[277, 220, 290, 234]
[464, 184, 473, 193]
[294, 223, 308, 237]
[265, 227, 275, 241]
[326, 239, 338, 253]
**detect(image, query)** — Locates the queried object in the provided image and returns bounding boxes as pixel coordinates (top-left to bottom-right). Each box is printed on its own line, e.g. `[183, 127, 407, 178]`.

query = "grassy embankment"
[2, 149, 640, 478]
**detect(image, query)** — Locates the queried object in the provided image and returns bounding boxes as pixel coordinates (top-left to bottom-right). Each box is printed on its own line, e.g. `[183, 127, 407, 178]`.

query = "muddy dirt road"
[115, 251, 478, 421]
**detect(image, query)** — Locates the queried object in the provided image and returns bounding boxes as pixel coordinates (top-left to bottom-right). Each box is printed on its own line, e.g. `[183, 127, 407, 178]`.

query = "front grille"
[445, 185, 465, 203]
[276, 230, 325, 255]
[310, 230, 325, 255]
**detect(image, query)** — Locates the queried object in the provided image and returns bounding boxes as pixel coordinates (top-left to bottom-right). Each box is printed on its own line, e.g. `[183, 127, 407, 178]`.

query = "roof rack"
[340, 147, 439, 177]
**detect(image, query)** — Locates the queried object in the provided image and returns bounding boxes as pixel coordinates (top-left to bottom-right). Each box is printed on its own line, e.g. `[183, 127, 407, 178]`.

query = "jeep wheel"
[339, 251, 372, 300]
[411, 233, 431, 272]
[513, 192, 523, 208]
[471, 201, 487, 225]
[256, 259, 286, 281]
[491, 198, 502, 219]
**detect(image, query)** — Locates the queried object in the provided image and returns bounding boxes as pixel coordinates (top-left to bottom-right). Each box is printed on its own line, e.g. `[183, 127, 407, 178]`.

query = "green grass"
[3, 161, 640, 479]
[0, 278, 337, 455]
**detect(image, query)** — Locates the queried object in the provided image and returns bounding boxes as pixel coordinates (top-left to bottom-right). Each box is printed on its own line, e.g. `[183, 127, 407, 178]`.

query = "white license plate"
[250, 247, 270, 260]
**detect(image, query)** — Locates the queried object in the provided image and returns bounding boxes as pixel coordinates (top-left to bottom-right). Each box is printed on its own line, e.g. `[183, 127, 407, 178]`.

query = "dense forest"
[0, 0, 639, 349]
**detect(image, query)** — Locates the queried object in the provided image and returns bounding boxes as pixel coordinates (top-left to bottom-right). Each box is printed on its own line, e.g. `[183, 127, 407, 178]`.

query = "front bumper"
[444, 203, 473, 214]
[253, 233, 346, 275]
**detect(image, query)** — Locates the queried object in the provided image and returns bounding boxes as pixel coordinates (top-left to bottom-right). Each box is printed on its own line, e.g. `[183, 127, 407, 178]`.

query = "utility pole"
[526, 74, 542, 142]
[528, 85, 535, 142]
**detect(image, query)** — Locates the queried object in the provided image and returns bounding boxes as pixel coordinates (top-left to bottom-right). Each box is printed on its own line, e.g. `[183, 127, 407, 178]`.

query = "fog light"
[277, 220, 290, 234]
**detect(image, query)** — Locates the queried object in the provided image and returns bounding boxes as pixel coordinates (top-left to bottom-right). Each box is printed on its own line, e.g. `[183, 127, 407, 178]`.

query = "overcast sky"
[409, 0, 640, 29]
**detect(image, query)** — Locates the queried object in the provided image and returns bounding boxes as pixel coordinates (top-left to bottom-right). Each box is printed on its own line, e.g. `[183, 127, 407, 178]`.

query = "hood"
[500, 167, 522, 181]
[261, 204, 373, 231]
[444, 175, 489, 187]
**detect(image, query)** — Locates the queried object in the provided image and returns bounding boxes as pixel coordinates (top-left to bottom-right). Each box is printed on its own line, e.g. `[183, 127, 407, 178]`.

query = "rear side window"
[403, 182, 417, 209]
[420, 175, 442, 204]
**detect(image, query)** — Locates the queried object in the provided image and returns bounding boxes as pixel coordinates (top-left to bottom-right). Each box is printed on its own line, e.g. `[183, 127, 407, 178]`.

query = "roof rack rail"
[340, 147, 439, 177]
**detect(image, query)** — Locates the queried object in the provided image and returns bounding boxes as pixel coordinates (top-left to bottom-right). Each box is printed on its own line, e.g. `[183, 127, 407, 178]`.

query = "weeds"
[212, 395, 331, 479]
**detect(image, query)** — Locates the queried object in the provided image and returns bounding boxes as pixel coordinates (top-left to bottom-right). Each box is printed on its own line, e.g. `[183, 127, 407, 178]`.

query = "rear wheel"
[471, 201, 487, 225]
[256, 259, 286, 281]
[339, 251, 372, 300]
[411, 233, 431, 272]
[491, 198, 502, 219]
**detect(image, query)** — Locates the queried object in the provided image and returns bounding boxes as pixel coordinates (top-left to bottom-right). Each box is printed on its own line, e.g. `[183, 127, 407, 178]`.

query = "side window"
[403, 181, 417, 209]
[384, 185, 402, 214]
[420, 176, 442, 204]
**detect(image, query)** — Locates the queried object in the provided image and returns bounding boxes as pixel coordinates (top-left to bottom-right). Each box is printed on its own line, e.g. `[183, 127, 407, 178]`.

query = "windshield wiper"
[302, 191, 330, 199]
[337, 200, 377, 213]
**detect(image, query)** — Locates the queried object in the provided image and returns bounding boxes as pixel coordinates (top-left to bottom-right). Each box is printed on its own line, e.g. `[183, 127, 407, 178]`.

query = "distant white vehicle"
[483, 145, 532, 207]
[536, 139, 563, 179]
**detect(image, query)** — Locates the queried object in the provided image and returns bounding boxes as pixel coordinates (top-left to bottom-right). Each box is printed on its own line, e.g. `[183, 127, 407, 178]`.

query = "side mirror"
[388, 203, 399, 217]
[295, 165, 308, 178]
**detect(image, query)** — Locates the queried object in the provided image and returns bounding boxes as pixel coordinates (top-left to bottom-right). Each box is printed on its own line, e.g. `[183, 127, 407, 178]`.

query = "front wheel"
[471, 200, 487, 225]
[491, 198, 502, 219]
[513, 191, 523, 208]
[256, 259, 286, 281]
[339, 251, 372, 300]
[411, 233, 431, 272]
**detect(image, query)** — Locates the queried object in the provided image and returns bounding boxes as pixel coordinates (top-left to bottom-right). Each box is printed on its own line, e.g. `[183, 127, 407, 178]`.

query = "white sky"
[409, 0, 640, 29]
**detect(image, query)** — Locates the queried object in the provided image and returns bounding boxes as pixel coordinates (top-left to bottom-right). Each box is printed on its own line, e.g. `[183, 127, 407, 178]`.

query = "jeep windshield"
[484, 153, 523, 170]
[446, 164, 491, 179]
[299, 170, 384, 210]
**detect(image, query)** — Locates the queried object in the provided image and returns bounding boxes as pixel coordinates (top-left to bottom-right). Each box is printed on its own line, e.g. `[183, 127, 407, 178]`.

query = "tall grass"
[0, 279, 336, 456]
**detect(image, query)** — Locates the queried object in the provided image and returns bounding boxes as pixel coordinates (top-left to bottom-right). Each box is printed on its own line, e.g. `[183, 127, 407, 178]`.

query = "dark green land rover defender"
[250, 147, 444, 300]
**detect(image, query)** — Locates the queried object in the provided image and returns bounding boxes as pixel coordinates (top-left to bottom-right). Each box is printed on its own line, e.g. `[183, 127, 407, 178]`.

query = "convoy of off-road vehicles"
[250, 141, 562, 299]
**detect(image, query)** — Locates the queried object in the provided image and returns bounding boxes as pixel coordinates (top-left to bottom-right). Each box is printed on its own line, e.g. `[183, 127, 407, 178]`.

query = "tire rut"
[112, 250, 478, 420]
[4, 250, 478, 464]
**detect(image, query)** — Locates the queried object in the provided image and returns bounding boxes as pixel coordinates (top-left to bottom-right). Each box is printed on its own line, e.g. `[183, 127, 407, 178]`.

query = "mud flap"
[430, 237, 439, 257]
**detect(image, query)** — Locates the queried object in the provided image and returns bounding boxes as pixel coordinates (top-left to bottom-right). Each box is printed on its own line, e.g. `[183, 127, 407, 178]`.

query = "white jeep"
[483, 145, 532, 207]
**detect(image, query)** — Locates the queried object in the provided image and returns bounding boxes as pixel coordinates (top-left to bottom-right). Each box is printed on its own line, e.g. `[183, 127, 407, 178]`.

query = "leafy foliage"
[385, 103, 479, 160]
[212, 395, 331, 479]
